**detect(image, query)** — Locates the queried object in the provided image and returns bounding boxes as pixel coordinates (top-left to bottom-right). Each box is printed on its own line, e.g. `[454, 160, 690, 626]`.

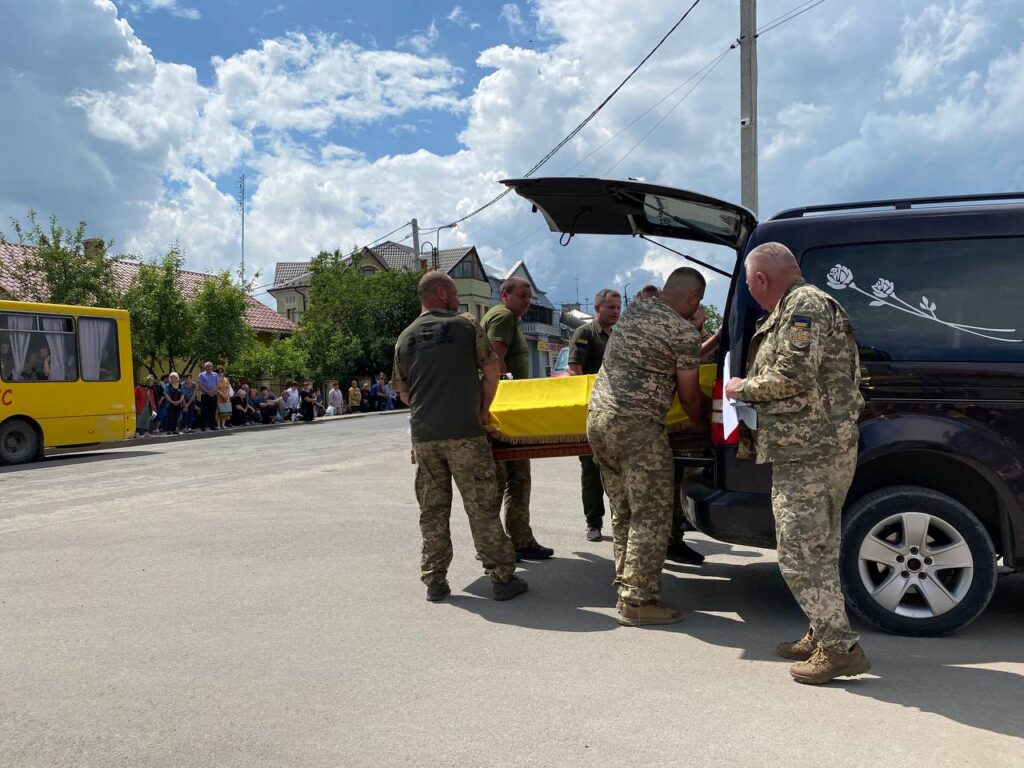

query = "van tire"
[841, 486, 997, 637]
[0, 418, 41, 466]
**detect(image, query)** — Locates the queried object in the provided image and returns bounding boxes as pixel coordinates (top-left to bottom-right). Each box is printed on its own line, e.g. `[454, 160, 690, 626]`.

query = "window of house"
[286, 308, 296, 322]
[458, 304, 469, 314]
[451, 258, 482, 280]
[360, 266, 377, 276]
[285, 295, 296, 306]
[802, 237, 1024, 362]
[523, 305, 553, 325]
[78, 316, 120, 381]
[0, 313, 78, 382]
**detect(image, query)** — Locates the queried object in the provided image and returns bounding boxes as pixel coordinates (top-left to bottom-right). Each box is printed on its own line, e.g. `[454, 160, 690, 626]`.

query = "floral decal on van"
[826, 264, 1021, 343]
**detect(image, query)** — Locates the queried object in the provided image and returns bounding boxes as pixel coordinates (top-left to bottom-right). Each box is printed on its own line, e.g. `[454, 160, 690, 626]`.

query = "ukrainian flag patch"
[789, 315, 812, 348]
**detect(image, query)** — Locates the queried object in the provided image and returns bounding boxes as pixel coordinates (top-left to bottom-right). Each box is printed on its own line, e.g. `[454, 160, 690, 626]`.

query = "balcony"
[521, 321, 562, 339]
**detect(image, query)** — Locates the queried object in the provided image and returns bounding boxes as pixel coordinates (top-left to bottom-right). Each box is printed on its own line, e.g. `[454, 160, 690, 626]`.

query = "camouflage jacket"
[734, 278, 863, 463]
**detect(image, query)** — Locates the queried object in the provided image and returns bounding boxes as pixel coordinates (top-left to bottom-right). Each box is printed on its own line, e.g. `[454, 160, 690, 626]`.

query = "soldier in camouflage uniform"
[393, 271, 528, 602]
[726, 242, 870, 684]
[587, 267, 708, 626]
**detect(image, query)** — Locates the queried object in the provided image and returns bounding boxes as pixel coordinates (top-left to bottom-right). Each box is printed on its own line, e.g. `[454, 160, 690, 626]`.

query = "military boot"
[617, 601, 683, 627]
[493, 575, 529, 601]
[790, 643, 870, 685]
[425, 581, 451, 602]
[776, 628, 815, 661]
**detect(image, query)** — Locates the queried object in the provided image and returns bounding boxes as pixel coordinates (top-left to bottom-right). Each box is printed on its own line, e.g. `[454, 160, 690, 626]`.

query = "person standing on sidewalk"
[567, 288, 621, 542]
[393, 271, 527, 603]
[481, 277, 554, 561]
[180, 373, 198, 433]
[197, 362, 219, 431]
[327, 381, 344, 416]
[587, 267, 708, 627]
[164, 372, 184, 435]
[725, 242, 869, 685]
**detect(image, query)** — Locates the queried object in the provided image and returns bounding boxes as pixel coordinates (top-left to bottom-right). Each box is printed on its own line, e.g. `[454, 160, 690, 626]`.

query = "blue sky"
[2, 0, 1023, 312]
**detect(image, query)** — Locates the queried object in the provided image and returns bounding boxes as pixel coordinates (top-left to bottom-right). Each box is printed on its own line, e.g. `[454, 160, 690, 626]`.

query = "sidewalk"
[47, 408, 407, 457]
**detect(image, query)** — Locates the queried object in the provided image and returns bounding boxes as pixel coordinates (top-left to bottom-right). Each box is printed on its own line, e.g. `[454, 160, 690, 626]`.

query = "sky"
[1, 0, 1022, 312]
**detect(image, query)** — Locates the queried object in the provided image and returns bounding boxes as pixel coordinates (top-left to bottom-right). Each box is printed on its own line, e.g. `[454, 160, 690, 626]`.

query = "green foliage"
[703, 304, 722, 334]
[192, 273, 254, 368]
[232, 335, 309, 382]
[123, 247, 193, 377]
[297, 249, 422, 383]
[4, 210, 120, 306]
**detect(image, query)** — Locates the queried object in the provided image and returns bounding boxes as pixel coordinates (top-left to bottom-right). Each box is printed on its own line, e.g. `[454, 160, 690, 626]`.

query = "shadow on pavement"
[449, 543, 1024, 739]
[0, 450, 157, 472]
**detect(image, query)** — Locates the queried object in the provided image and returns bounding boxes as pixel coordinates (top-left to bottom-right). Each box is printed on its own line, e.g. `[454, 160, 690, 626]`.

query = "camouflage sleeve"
[567, 324, 592, 366]
[391, 343, 408, 394]
[735, 293, 828, 403]
[472, 317, 497, 369]
[672, 319, 701, 371]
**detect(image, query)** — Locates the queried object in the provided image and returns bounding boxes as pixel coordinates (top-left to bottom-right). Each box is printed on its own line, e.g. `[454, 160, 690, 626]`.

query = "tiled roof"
[0, 242, 294, 334]
[369, 241, 416, 270]
[273, 261, 312, 286]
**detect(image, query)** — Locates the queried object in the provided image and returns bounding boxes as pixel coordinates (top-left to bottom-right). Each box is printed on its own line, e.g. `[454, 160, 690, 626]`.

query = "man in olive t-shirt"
[481, 277, 554, 561]
[393, 271, 526, 602]
[568, 288, 621, 542]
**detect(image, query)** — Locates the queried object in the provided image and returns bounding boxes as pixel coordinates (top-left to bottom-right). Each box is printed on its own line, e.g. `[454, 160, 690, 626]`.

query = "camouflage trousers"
[414, 436, 516, 585]
[772, 445, 860, 651]
[494, 459, 536, 549]
[587, 411, 673, 604]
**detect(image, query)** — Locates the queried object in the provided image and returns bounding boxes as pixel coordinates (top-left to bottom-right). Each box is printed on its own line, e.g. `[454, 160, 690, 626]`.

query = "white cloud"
[397, 20, 440, 56]
[2, 0, 1023, 314]
[499, 4, 527, 35]
[885, 0, 990, 99]
[137, 0, 200, 20]
[448, 6, 481, 30]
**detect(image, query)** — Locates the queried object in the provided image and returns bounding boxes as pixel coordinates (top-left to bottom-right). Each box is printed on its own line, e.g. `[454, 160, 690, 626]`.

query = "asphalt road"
[1, 415, 1022, 767]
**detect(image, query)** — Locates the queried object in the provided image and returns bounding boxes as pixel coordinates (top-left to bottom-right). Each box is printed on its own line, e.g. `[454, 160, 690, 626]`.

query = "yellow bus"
[0, 300, 134, 464]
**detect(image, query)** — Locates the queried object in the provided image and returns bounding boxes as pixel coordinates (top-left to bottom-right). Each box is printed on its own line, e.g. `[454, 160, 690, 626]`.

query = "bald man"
[725, 242, 869, 684]
[481, 277, 554, 561]
[587, 267, 708, 626]
[393, 271, 527, 602]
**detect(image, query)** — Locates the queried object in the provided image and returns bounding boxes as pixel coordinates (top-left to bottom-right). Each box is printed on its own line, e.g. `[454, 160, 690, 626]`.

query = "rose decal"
[826, 264, 854, 290]
[871, 278, 895, 298]
[825, 266, 1019, 344]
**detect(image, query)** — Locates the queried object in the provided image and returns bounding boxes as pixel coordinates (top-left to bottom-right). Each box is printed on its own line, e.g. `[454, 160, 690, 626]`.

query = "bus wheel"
[0, 419, 40, 465]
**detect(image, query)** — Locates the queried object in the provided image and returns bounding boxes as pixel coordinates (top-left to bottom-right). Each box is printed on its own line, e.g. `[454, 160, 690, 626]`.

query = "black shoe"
[515, 542, 554, 560]
[426, 581, 451, 602]
[493, 575, 529, 601]
[666, 540, 705, 564]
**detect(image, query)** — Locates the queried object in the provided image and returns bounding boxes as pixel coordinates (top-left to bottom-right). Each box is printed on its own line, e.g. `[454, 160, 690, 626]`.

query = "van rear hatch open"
[501, 177, 756, 449]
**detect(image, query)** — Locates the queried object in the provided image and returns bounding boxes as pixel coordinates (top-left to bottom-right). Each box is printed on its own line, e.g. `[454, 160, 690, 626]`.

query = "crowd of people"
[132, 364, 401, 437]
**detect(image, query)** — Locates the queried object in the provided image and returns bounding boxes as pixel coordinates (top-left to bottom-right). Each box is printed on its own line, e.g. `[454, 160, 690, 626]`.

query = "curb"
[46, 408, 407, 457]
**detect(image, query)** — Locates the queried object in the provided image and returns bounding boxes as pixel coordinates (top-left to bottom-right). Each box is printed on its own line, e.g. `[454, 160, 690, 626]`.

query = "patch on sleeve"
[789, 315, 812, 348]
[574, 339, 590, 348]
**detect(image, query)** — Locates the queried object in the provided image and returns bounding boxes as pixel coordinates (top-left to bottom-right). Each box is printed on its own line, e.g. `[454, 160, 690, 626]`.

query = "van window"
[78, 316, 121, 381]
[0, 312, 78, 382]
[802, 238, 1024, 362]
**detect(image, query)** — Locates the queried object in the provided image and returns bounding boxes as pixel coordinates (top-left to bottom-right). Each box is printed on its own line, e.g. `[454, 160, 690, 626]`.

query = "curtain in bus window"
[40, 316, 69, 381]
[79, 317, 115, 381]
[6, 315, 34, 381]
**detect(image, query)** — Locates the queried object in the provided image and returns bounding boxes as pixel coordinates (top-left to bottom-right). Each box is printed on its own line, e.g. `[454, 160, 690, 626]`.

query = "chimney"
[83, 238, 105, 259]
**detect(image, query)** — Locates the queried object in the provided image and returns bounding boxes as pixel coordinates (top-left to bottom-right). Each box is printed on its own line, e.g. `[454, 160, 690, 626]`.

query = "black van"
[502, 177, 1024, 637]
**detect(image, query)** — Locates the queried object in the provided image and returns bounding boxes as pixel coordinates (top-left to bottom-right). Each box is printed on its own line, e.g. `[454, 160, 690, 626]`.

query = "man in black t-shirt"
[298, 379, 316, 422]
[392, 271, 526, 603]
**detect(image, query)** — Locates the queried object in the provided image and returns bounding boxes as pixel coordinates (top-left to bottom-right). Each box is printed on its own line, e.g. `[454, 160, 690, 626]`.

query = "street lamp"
[624, 282, 631, 307]
[420, 241, 438, 271]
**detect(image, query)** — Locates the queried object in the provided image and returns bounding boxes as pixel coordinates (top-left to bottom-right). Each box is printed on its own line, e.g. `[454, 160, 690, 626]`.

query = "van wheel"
[0, 419, 40, 465]
[841, 486, 997, 637]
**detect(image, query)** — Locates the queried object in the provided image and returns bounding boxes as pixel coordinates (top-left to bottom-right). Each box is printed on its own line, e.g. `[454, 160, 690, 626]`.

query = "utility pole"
[237, 174, 246, 283]
[411, 218, 420, 266]
[739, 0, 758, 216]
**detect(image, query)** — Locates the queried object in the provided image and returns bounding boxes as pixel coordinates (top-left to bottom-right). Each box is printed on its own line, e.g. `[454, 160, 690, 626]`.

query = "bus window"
[78, 316, 120, 381]
[0, 312, 77, 382]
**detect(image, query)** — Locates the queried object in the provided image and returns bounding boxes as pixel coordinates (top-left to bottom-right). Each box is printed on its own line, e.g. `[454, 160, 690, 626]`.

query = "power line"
[424, 0, 707, 230]
[604, 45, 734, 175]
[757, 0, 827, 36]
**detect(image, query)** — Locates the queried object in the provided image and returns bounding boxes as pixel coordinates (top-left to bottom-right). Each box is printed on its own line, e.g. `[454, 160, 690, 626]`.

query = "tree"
[232, 335, 309, 383]
[297, 249, 421, 383]
[703, 304, 722, 334]
[3, 210, 120, 306]
[123, 247, 194, 377]
[191, 273, 254, 370]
